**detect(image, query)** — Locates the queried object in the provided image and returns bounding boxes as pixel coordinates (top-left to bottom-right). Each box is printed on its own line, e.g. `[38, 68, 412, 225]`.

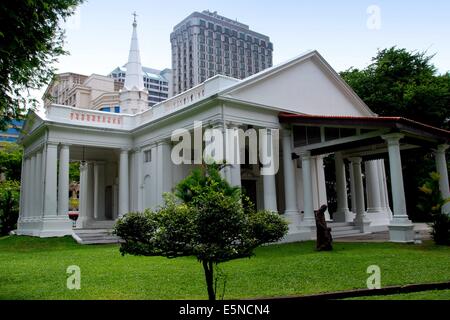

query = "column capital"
[348, 157, 362, 164]
[282, 127, 293, 137]
[157, 140, 172, 147]
[120, 148, 131, 154]
[46, 142, 59, 148]
[226, 121, 244, 129]
[435, 144, 449, 154]
[299, 150, 311, 160]
[59, 144, 71, 149]
[382, 133, 405, 145]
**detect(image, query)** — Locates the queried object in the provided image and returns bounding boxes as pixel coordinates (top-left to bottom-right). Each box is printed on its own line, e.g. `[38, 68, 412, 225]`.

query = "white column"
[334, 152, 353, 222]
[349, 157, 370, 233]
[57, 145, 70, 216]
[30, 154, 38, 217]
[94, 162, 105, 220]
[261, 129, 278, 212]
[214, 123, 231, 183]
[156, 142, 173, 206]
[435, 144, 450, 200]
[86, 162, 95, 222]
[382, 133, 414, 242]
[136, 149, 144, 212]
[281, 128, 301, 231]
[349, 162, 357, 214]
[315, 156, 331, 221]
[43, 143, 58, 217]
[24, 157, 32, 218]
[365, 159, 392, 229]
[18, 154, 26, 222]
[227, 127, 242, 188]
[119, 149, 130, 217]
[35, 151, 43, 217]
[300, 151, 315, 227]
[378, 160, 389, 212]
[78, 162, 88, 228]
[365, 160, 383, 213]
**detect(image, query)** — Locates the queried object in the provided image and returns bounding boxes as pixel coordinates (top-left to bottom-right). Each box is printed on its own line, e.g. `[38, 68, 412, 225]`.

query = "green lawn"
[0, 236, 449, 300]
[348, 290, 450, 300]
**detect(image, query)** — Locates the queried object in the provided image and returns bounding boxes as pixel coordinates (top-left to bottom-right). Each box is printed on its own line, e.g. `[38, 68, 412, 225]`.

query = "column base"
[77, 216, 94, 229]
[40, 216, 73, 237]
[17, 215, 73, 237]
[283, 210, 302, 233]
[365, 209, 392, 230]
[388, 223, 414, 243]
[354, 215, 371, 233]
[298, 216, 316, 231]
[333, 208, 355, 223]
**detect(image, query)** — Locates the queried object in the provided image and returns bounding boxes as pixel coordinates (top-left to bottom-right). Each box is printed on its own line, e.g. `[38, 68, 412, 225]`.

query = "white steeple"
[120, 12, 148, 114]
[124, 12, 145, 91]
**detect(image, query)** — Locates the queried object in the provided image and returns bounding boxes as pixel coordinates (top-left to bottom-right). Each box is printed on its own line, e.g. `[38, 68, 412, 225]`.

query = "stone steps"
[72, 229, 121, 245]
[328, 222, 364, 239]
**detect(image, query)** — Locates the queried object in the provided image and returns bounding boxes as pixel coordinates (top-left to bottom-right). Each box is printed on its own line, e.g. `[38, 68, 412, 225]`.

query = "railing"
[45, 105, 136, 130]
[45, 75, 240, 130]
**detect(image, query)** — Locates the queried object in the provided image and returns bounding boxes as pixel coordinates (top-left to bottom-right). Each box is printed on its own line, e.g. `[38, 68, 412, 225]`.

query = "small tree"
[115, 164, 288, 300]
[417, 172, 450, 245]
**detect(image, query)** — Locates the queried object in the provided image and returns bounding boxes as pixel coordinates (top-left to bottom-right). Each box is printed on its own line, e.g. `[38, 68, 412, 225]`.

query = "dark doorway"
[241, 180, 257, 209]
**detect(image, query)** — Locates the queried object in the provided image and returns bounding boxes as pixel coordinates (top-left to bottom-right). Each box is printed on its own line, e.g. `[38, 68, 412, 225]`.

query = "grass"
[348, 290, 450, 300]
[0, 236, 449, 300]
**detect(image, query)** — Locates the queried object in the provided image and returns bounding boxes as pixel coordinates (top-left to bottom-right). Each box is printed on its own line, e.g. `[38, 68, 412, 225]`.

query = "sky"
[33, 0, 450, 102]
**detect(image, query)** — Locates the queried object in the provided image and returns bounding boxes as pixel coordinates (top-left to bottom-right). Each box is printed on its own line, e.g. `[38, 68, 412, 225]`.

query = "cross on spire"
[132, 11, 138, 26]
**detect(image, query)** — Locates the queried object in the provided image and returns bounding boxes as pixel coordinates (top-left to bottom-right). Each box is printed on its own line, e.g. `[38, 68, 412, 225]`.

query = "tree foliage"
[115, 164, 288, 300]
[341, 47, 450, 129]
[69, 161, 80, 182]
[0, 142, 23, 181]
[0, 180, 20, 236]
[340, 47, 450, 222]
[417, 172, 450, 245]
[0, 0, 84, 130]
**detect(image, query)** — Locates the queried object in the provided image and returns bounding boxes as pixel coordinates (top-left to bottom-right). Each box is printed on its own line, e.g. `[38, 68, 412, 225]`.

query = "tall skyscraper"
[171, 10, 273, 95]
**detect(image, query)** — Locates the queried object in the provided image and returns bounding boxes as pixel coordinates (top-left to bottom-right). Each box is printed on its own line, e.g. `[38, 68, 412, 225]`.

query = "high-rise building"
[109, 66, 172, 107]
[171, 10, 273, 95]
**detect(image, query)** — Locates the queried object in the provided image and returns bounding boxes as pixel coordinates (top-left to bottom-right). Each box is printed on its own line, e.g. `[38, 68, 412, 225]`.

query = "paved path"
[334, 223, 431, 242]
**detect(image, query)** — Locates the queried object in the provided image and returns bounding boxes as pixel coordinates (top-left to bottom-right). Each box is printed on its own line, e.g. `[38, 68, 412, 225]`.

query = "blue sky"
[43, 0, 450, 99]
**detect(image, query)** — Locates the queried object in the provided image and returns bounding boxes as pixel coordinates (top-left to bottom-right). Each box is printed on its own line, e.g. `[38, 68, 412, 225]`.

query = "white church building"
[16, 19, 450, 243]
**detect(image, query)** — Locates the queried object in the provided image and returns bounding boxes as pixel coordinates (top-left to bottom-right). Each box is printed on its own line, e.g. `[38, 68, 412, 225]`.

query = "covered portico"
[280, 113, 450, 243]
[17, 109, 134, 236]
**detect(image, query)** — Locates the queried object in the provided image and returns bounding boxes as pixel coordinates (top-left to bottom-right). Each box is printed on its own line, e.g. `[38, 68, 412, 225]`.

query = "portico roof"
[279, 112, 449, 159]
[279, 112, 450, 143]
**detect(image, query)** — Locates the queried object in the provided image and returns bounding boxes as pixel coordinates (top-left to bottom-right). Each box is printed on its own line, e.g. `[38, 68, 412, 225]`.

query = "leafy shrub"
[0, 180, 20, 236]
[417, 172, 450, 245]
[430, 213, 450, 245]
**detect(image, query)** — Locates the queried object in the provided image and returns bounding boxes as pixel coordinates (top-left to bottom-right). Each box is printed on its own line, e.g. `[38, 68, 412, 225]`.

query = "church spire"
[124, 12, 145, 91]
[120, 12, 148, 114]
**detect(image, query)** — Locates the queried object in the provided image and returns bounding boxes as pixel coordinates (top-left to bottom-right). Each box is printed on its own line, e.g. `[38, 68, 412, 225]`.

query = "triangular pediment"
[18, 110, 45, 143]
[221, 51, 375, 117]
